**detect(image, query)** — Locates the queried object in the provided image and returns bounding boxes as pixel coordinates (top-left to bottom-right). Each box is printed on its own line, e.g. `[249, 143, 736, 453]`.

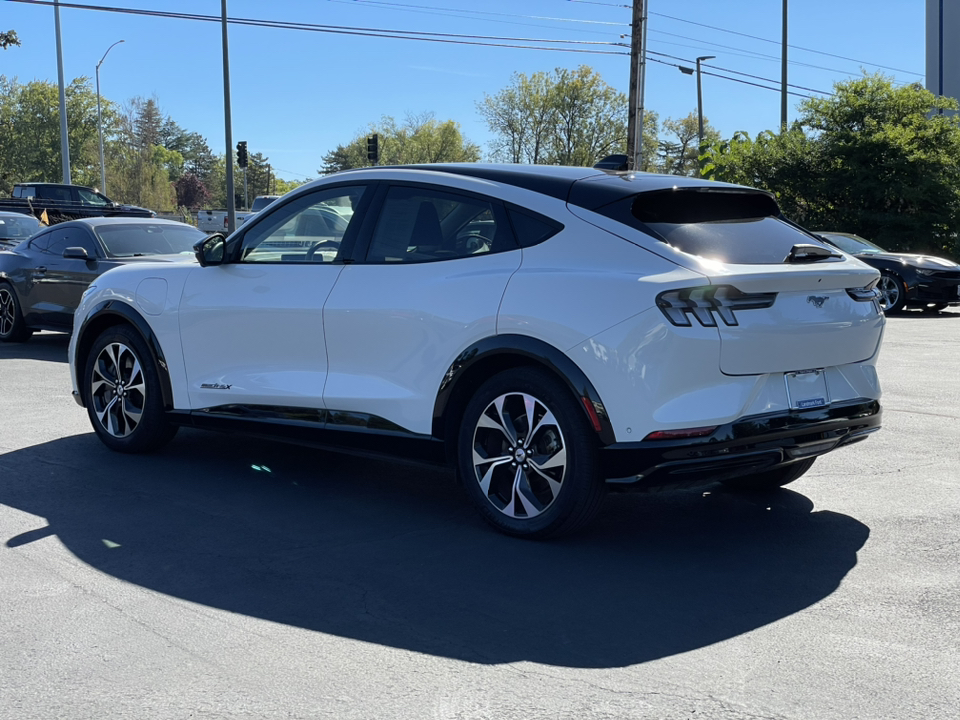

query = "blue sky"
[2, 1, 927, 182]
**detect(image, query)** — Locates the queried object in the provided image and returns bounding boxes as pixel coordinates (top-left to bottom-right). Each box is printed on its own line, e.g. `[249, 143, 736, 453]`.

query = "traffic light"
[237, 141, 248, 168]
[366, 134, 379, 165]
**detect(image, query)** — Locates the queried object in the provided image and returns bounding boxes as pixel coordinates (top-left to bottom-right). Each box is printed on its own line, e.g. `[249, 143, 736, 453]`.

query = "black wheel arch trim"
[432, 334, 616, 446]
[75, 300, 174, 410]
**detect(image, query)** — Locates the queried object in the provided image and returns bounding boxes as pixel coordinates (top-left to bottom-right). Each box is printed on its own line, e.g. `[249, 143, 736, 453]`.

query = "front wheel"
[877, 272, 906, 314]
[457, 367, 605, 539]
[84, 325, 178, 453]
[0, 283, 33, 343]
[720, 457, 816, 492]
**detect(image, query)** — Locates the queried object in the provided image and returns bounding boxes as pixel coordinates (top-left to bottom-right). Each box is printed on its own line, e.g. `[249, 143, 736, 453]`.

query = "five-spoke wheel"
[90, 341, 147, 438]
[877, 272, 906, 314]
[85, 325, 178, 452]
[458, 368, 604, 538]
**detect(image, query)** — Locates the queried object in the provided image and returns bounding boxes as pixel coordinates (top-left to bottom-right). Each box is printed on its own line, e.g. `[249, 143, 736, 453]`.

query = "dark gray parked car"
[0, 217, 203, 342]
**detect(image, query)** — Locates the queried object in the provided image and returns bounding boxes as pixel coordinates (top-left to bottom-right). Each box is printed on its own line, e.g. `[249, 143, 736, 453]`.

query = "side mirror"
[62, 247, 90, 260]
[194, 233, 226, 267]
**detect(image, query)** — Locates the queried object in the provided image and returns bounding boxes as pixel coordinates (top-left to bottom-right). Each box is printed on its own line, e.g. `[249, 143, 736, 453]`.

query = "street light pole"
[221, 0, 236, 235]
[781, 0, 788, 130]
[695, 55, 715, 144]
[54, 0, 71, 185]
[96, 40, 124, 196]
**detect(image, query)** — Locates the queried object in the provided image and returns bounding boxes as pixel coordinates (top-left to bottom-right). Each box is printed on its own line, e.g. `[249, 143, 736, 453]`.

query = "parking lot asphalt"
[1, 312, 958, 720]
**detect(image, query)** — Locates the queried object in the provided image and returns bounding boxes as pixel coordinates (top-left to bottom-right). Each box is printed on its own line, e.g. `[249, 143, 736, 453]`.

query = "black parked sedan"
[816, 231, 960, 314]
[0, 217, 203, 342]
[0, 211, 42, 249]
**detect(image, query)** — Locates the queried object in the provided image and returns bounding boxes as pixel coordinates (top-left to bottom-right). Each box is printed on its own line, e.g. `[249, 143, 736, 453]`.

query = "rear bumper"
[601, 399, 880, 490]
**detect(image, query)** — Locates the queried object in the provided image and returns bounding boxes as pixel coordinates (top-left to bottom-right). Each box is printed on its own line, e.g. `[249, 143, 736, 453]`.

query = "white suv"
[68, 165, 885, 538]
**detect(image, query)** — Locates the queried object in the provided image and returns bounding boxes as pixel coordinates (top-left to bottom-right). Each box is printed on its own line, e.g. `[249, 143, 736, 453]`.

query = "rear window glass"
[595, 189, 834, 265]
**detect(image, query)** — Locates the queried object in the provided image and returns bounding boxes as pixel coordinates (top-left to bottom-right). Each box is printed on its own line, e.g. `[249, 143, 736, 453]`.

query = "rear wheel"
[0, 283, 33, 343]
[84, 325, 178, 453]
[457, 367, 605, 539]
[720, 457, 816, 492]
[877, 272, 906, 314]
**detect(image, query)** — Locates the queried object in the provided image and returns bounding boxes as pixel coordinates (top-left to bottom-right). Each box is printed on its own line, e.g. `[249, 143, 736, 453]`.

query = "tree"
[320, 113, 480, 174]
[1, 31, 19, 50]
[174, 172, 210, 209]
[0, 76, 107, 192]
[657, 112, 720, 176]
[478, 65, 632, 168]
[704, 74, 960, 257]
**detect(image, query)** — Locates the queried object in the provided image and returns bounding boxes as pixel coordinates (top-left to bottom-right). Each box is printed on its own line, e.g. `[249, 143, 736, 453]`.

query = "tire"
[877, 272, 906, 314]
[720, 457, 816, 492]
[0, 283, 33, 343]
[457, 367, 606, 539]
[83, 324, 178, 453]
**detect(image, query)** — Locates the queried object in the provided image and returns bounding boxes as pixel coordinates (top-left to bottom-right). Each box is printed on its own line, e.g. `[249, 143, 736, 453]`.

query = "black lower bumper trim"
[602, 399, 881, 490]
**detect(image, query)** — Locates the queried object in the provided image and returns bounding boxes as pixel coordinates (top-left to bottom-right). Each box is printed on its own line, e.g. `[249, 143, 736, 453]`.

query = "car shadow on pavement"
[0, 429, 869, 669]
[0, 332, 70, 363]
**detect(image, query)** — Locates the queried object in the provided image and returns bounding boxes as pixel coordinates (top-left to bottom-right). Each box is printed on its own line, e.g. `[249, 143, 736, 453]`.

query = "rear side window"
[596, 188, 833, 265]
[507, 208, 562, 248]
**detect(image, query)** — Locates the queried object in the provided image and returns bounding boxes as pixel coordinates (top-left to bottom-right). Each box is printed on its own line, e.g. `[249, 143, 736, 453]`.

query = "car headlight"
[81, 284, 97, 299]
[915, 268, 935, 276]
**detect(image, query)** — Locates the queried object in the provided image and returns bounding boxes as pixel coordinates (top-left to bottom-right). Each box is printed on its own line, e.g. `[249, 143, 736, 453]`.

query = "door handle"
[35, 266, 47, 273]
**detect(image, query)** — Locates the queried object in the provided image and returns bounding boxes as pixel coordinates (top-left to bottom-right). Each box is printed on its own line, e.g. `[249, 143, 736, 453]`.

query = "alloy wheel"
[90, 342, 146, 438]
[0, 288, 15, 337]
[471, 392, 567, 519]
[877, 275, 901, 311]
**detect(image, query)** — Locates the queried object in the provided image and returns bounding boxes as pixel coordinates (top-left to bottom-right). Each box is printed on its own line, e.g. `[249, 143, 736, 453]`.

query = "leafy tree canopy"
[320, 112, 480, 174]
[704, 74, 960, 257]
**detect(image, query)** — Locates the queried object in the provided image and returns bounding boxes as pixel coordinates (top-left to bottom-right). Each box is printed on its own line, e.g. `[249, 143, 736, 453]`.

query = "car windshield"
[817, 232, 886, 255]
[0, 214, 41, 242]
[95, 223, 205, 257]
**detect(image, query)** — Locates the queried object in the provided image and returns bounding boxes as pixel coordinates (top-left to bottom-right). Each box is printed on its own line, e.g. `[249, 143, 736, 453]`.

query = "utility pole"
[54, 0, 71, 184]
[221, 0, 236, 234]
[781, 0, 788, 130]
[626, 0, 647, 171]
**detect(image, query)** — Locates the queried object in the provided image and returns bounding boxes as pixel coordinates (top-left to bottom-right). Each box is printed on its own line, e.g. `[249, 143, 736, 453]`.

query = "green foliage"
[658, 112, 720, 177]
[704, 74, 960, 258]
[320, 112, 480, 174]
[0, 31, 19, 50]
[478, 66, 630, 167]
[0, 75, 107, 192]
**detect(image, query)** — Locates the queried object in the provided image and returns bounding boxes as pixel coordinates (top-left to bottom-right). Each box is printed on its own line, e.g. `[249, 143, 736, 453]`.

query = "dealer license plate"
[784, 369, 830, 410]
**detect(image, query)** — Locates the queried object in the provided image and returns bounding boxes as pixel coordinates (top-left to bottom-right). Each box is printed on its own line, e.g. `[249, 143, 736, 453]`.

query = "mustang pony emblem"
[807, 296, 829, 308]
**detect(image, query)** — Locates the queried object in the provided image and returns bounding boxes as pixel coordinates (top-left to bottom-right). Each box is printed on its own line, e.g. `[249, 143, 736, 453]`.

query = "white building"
[927, 0, 960, 105]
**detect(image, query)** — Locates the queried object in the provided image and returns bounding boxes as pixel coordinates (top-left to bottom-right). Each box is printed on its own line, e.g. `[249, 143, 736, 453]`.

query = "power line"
[649, 10, 924, 77]
[649, 50, 833, 96]
[647, 56, 815, 100]
[9, 0, 629, 55]
[334, 1, 628, 27]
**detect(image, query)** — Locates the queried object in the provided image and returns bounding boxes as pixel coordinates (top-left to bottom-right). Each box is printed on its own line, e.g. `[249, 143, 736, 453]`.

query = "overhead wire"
[8, 0, 630, 55]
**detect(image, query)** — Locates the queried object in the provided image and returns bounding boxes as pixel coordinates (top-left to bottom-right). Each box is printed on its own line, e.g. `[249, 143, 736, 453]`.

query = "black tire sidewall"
[880, 271, 907, 314]
[0, 283, 32, 342]
[456, 367, 603, 538]
[83, 324, 175, 453]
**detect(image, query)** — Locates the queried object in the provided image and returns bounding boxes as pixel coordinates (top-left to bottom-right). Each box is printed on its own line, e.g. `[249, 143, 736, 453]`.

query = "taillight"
[656, 285, 777, 327]
[846, 278, 880, 302]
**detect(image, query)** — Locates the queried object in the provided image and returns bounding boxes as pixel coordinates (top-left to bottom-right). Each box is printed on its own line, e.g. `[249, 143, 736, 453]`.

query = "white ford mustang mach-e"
[68, 165, 885, 538]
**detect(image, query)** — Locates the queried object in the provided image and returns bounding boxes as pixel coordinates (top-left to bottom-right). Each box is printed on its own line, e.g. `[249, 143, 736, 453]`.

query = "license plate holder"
[785, 369, 830, 410]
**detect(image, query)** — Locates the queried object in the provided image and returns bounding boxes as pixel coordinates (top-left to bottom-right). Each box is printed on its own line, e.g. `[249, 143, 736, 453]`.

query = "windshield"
[0, 214, 42, 242]
[95, 223, 205, 257]
[817, 232, 886, 255]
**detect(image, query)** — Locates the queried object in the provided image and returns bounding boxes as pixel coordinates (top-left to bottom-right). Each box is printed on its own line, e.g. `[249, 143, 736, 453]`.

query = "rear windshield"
[595, 188, 835, 265]
[251, 196, 278, 212]
[95, 223, 205, 257]
[0, 214, 41, 240]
